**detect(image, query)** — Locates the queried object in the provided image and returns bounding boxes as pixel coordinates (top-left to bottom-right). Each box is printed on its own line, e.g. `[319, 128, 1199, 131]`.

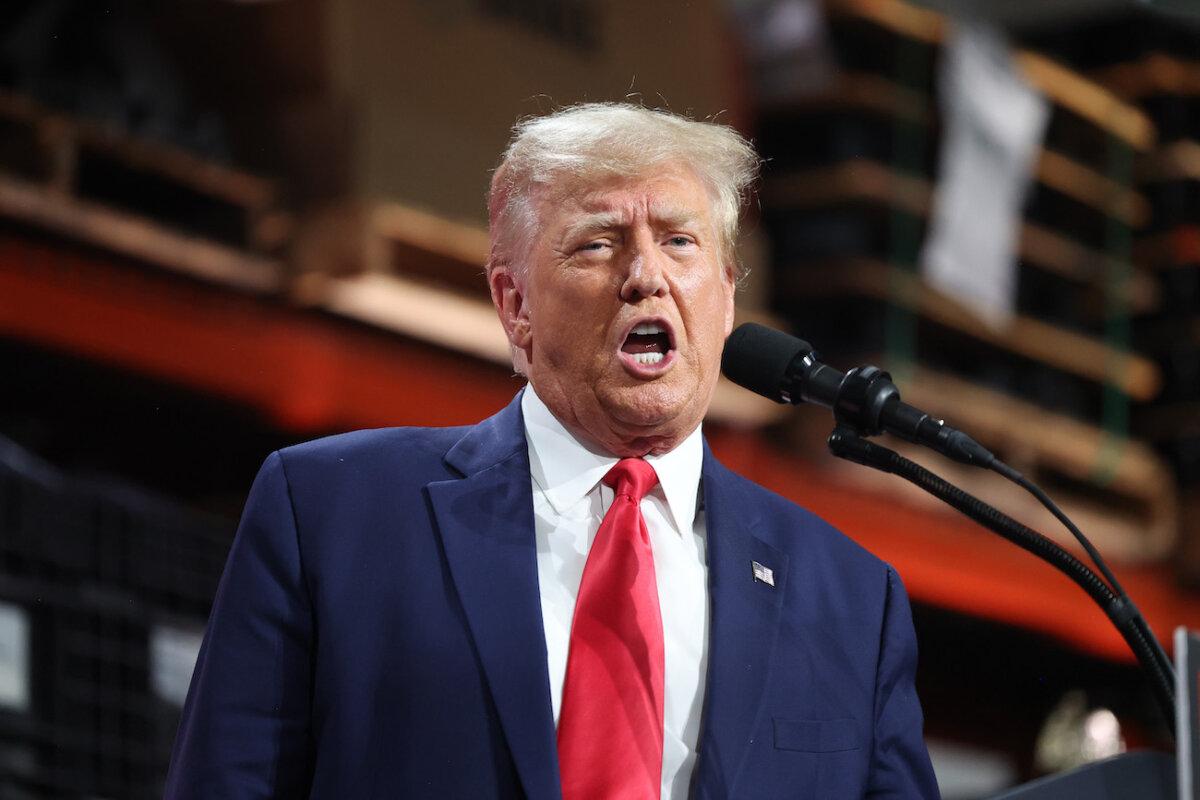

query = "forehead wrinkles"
[559, 188, 707, 240]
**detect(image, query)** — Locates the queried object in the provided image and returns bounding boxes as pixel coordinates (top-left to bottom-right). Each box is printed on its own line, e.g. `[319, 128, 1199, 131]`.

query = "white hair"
[486, 102, 761, 280]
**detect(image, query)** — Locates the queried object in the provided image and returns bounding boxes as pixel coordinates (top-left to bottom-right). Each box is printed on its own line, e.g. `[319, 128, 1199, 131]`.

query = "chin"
[601, 381, 693, 431]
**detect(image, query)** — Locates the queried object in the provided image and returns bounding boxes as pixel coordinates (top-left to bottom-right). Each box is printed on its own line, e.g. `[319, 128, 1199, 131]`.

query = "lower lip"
[617, 348, 678, 378]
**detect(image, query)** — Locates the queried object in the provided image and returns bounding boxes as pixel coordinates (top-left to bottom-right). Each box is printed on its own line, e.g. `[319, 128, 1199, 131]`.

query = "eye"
[666, 235, 695, 248]
[577, 239, 612, 254]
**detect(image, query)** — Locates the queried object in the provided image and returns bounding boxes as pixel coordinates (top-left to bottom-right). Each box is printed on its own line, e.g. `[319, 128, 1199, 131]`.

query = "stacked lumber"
[751, 0, 1174, 562]
[1030, 10, 1200, 577]
[0, 90, 286, 293]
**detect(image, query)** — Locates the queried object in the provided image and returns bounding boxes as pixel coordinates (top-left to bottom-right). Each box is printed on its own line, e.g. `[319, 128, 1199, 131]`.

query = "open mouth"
[618, 319, 676, 375]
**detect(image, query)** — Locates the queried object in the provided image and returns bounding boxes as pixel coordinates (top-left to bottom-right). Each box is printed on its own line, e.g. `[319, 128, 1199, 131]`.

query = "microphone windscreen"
[721, 323, 812, 403]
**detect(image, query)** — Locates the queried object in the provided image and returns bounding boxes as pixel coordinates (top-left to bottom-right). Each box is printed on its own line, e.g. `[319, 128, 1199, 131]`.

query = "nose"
[619, 235, 668, 302]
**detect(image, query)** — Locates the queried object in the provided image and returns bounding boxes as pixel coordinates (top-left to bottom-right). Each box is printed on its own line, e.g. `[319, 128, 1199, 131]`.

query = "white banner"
[0, 601, 30, 713]
[150, 623, 204, 707]
[921, 21, 1049, 329]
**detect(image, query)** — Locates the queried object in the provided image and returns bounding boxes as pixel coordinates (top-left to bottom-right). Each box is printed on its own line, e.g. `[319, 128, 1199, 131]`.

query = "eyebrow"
[561, 211, 627, 242]
[560, 204, 703, 242]
[651, 204, 702, 229]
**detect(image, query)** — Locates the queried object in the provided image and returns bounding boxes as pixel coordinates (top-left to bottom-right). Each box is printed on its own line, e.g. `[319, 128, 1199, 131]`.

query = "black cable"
[988, 459, 1176, 689]
[828, 426, 1177, 735]
[989, 460, 1126, 596]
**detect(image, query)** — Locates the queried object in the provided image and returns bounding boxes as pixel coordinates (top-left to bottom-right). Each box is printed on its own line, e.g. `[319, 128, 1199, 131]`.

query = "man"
[165, 103, 940, 799]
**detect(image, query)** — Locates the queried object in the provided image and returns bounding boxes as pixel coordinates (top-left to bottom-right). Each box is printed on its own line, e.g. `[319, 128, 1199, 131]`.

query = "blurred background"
[0, 0, 1199, 797]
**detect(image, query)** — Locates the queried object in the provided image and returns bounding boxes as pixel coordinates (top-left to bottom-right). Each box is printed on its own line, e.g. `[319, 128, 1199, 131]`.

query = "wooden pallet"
[1091, 52, 1200, 101]
[767, 150, 1149, 227]
[288, 199, 493, 300]
[760, 60, 1152, 226]
[763, 159, 1160, 314]
[778, 256, 1160, 400]
[0, 90, 289, 253]
[763, 64, 1141, 177]
[0, 174, 281, 294]
[788, 364, 1178, 563]
[370, 203, 490, 294]
[759, 72, 931, 125]
[1140, 139, 1200, 183]
[825, 0, 1156, 150]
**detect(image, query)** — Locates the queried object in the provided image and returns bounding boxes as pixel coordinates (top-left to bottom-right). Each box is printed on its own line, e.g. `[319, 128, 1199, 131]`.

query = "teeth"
[632, 323, 665, 335]
[632, 352, 664, 365]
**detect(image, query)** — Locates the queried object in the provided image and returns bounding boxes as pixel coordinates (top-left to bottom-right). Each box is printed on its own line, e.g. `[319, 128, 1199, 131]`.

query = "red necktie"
[557, 458, 665, 800]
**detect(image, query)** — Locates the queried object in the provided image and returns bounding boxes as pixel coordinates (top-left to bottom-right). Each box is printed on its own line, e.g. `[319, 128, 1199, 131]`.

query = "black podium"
[991, 751, 1176, 799]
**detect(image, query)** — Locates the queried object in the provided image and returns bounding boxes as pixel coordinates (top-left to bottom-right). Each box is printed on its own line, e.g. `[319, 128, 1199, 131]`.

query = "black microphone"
[721, 323, 995, 467]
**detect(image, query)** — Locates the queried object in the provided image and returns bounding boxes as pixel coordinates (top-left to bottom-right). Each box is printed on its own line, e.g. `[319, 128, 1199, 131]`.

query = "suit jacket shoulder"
[166, 396, 554, 799]
[276, 424, 470, 485]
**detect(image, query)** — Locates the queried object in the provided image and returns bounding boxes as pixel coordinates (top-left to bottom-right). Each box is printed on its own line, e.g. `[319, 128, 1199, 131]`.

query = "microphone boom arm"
[827, 424, 1177, 735]
[722, 322, 1176, 734]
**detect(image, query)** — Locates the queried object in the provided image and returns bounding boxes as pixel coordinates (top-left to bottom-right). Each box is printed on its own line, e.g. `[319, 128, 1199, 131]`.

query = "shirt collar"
[522, 385, 703, 537]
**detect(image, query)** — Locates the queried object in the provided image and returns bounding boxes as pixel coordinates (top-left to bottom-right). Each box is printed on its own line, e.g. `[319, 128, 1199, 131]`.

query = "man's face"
[491, 164, 736, 456]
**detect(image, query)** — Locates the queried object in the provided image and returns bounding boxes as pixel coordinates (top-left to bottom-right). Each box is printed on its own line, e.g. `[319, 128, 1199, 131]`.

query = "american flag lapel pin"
[752, 560, 775, 587]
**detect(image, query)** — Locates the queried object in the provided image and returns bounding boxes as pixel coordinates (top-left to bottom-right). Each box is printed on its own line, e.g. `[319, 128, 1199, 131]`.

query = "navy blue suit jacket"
[165, 391, 939, 799]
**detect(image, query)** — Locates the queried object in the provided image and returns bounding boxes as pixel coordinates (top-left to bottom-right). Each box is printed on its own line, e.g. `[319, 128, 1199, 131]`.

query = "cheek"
[678, 279, 734, 360]
[529, 278, 613, 358]
[681, 275, 733, 326]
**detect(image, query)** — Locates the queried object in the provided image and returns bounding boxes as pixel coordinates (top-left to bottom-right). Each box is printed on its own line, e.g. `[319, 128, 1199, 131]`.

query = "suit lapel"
[692, 447, 789, 799]
[426, 393, 562, 800]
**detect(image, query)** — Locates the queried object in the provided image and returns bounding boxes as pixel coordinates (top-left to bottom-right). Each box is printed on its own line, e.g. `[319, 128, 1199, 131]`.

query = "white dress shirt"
[522, 386, 710, 800]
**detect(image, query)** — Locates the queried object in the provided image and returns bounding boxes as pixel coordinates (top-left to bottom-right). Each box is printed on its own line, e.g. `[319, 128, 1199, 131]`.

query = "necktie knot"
[603, 458, 659, 502]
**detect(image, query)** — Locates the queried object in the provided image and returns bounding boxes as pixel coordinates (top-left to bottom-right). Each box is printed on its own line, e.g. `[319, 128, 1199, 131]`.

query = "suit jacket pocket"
[773, 717, 859, 753]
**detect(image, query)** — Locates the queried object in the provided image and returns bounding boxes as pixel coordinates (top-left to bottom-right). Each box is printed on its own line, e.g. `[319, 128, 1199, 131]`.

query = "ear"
[488, 264, 533, 349]
[721, 265, 737, 337]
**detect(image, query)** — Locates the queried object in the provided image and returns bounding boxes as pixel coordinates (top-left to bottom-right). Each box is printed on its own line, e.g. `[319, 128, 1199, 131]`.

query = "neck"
[527, 380, 692, 458]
